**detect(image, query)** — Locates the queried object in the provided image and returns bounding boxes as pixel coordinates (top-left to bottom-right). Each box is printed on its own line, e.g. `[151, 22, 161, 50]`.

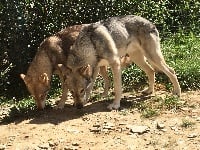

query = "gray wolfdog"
[61, 15, 181, 110]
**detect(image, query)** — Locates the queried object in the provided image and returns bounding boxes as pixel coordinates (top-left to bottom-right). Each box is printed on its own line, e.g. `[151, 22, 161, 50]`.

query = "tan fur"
[20, 25, 84, 109]
[20, 24, 129, 109]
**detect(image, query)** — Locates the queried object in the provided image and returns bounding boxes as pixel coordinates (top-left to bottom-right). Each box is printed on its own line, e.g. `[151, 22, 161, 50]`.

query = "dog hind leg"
[143, 34, 181, 96]
[128, 49, 155, 94]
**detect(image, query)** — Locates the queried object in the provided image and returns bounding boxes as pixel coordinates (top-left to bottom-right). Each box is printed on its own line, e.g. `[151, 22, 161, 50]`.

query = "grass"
[162, 32, 200, 90]
[0, 97, 53, 123]
[126, 95, 185, 118]
[181, 119, 195, 128]
[93, 32, 200, 93]
[143, 96, 182, 118]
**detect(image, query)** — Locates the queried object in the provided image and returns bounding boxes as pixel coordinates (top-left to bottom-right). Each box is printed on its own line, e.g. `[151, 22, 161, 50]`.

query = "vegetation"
[0, 0, 199, 112]
[181, 119, 195, 128]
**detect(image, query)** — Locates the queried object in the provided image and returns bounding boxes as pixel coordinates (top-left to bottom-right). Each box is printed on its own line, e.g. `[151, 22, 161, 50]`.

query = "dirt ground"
[0, 90, 200, 150]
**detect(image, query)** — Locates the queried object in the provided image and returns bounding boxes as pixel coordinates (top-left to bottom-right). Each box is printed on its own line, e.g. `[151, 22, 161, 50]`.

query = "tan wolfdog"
[61, 15, 181, 110]
[20, 25, 84, 109]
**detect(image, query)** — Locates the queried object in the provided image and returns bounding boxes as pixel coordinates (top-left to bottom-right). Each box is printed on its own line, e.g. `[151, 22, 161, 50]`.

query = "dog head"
[20, 73, 50, 109]
[58, 64, 92, 109]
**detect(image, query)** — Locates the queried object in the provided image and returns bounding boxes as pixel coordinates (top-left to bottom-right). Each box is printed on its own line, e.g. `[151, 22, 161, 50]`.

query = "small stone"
[170, 126, 177, 131]
[196, 117, 200, 121]
[72, 142, 79, 146]
[157, 123, 165, 129]
[64, 146, 75, 150]
[103, 122, 114, 130]
[160, 128, 167, 132]
[90, 127, 101, 132]
[187, 133, 198, 138]
[119, 122, 127, 125]
[38, 143, 50, 149]
[0, 144, 6, 150]
[180, 107, 190, 111]
[128, 95, 134, 98]
[93, 124, 101, 128]
[129, 125, 150, 134]
[48, 141, 57, 147]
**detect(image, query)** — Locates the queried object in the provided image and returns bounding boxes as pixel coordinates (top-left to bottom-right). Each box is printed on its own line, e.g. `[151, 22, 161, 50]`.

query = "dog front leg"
[99, 66, 110, 97]
[86, 66, 100, 101]
[55, 84, 68, 109]
[54, 71, 68, 109]
[107, 58, 122, 110]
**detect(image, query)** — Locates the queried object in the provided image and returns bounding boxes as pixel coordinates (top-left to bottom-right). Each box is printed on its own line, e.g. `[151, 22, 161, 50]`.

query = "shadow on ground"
[0, 94, 152, 125]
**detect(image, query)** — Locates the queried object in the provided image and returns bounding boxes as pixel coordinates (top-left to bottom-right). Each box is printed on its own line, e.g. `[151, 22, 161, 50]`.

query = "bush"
[0, 0, 199, 101]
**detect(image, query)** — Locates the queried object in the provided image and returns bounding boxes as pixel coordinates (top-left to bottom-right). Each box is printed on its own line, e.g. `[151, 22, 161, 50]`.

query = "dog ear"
[79, 64, 92, 77]
[57, 64, 72, 76]
[20, 74, 31, 84]
[39, 73, 49, 85]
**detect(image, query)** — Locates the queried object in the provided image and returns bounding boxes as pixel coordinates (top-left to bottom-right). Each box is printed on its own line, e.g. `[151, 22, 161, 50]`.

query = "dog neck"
[27, 50, 52, 81]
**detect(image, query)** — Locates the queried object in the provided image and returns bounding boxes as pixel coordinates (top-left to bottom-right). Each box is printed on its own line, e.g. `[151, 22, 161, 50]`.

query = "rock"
[119, 122, 127, 126]
[157, 122, 165, 129]
[38, 143, 50, 149]
[72, 142, 79, 146]
[48, 141, 58, 147]
[103, 122, 114, 130]
[64, 146, 77, 150]
[93, 124, 101, 128]
[129, 125, 150, 134]
[160, 128, 167, 132]
[187, 133, 198, 138]
[0, 144, 6, 150]
[66, 128, 80, 134]
[180, 107, 190, 111]
[170, 126, 178, 131]
[90, 127, 101, 132]
[196, 117, 200, 121]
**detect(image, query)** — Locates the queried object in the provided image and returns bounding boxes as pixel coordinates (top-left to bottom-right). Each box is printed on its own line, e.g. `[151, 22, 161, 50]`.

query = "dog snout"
[36, 100, 45, 110]
[76, 103, 83, 109]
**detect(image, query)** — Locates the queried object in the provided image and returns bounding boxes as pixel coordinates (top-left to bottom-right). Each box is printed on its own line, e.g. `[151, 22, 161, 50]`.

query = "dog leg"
[99, 66, 110, 97]
[142, 35, 181, 96]
[107, 57, 122, 110]
[55, 84, 69, 109]
[54, 71, 68, 109]
[85, 66, 100, 101]
[129, 50, 155, 94]
[149, 60, 181, 96]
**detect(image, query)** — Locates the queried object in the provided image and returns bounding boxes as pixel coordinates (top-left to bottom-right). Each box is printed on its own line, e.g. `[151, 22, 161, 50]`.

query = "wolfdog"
[20, 25, 84, 109]
[62, 15, 181, 110]
[20, 23, 130, 109]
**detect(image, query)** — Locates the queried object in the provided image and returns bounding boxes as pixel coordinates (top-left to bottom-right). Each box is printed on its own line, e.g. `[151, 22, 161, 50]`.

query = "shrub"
[0, 0, 199, 101]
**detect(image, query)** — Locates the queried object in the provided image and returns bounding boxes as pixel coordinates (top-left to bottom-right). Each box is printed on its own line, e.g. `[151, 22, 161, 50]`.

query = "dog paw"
[54, 102, 65, 110]
[141, 87, 154, 95]
[107, 102, 120, 110]
[173, 89, 181, 97]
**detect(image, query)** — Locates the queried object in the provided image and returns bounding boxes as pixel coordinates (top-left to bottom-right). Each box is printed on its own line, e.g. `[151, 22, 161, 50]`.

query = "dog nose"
[76, 103, 83, 109]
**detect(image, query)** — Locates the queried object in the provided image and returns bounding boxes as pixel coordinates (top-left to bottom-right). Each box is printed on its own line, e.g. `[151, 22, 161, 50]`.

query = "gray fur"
[65, 15, 181, 110]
